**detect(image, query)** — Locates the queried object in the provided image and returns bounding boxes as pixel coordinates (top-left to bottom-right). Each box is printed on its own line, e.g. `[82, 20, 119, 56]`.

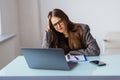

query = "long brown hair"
[48, 9, 83, 53]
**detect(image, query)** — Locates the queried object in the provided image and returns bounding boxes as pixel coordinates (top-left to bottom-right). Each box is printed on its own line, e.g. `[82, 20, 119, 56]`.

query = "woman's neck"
[63, 31, 68, 38]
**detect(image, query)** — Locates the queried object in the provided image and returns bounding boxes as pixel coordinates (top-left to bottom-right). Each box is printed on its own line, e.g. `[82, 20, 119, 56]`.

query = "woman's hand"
[66, 53, 70, 59]
[47, 17, 51, 32]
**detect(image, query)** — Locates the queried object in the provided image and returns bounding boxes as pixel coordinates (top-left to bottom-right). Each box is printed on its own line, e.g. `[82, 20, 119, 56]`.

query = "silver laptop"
[21, 48, 78, 70]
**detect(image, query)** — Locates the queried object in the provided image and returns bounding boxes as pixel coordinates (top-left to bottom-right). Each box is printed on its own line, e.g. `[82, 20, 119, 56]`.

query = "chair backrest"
[104, 32, 120, 49]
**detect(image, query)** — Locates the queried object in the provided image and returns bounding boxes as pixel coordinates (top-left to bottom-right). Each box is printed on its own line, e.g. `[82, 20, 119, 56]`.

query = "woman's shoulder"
[76, 23, 90, 33]
[71, 23, 90, 34]
[79, 23, 90, 30]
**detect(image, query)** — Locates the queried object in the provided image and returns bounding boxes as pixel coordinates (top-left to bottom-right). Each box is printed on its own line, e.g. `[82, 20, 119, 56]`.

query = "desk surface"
[0, 53, 120, 76]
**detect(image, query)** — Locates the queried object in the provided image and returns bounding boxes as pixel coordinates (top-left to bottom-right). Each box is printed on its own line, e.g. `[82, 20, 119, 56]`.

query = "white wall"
[0, 9, 1, 35]
[18, 0, 42, 48]
[0, 0, 21, 69]
[0, 0, 20, 55]
[0, 37, 16, 69]
[39, 0, 120, 53]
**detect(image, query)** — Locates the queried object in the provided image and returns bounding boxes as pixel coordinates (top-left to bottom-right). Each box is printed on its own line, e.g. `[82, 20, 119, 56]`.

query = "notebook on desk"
[21, 48, 78, 70]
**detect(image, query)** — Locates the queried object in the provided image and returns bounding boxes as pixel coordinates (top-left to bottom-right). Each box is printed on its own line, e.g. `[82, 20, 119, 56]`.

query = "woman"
[42, 8, 100, 56]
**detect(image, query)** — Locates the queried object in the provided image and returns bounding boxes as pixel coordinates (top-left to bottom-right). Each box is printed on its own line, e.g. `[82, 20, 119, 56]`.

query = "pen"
[74, 56, 79, 60]
[84, 55, 87, 61]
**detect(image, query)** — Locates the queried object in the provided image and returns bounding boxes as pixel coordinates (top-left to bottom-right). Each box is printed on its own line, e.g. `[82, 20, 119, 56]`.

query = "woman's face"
[51, 16, 67, 34]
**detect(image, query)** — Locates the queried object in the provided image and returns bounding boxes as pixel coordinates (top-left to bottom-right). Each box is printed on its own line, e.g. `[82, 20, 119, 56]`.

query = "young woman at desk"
[42, 8, 100, 56]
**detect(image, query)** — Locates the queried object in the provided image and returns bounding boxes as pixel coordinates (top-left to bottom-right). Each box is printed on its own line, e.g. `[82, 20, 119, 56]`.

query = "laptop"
[21, 48, 78, 70]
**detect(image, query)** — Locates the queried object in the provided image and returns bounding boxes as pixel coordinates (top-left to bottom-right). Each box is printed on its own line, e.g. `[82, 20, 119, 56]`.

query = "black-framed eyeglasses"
[52, 19, 63, 28]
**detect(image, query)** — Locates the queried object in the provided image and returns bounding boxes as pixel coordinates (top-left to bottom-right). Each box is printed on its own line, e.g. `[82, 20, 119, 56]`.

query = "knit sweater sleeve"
[42, 31, 52, 48]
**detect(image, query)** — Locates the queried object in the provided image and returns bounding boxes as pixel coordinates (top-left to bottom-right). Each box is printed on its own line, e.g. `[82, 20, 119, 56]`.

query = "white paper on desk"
[65, 55, 86, 62]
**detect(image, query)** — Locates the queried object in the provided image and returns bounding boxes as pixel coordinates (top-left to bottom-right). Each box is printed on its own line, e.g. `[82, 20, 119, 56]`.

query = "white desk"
[0, 53, 120, 76]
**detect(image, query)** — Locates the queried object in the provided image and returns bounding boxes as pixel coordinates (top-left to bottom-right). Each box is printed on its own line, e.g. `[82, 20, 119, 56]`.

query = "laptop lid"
[21, 48, 77, 70]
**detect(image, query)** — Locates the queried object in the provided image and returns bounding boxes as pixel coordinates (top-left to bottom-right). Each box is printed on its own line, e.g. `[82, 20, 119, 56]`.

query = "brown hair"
[48, 9, 83, 53]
